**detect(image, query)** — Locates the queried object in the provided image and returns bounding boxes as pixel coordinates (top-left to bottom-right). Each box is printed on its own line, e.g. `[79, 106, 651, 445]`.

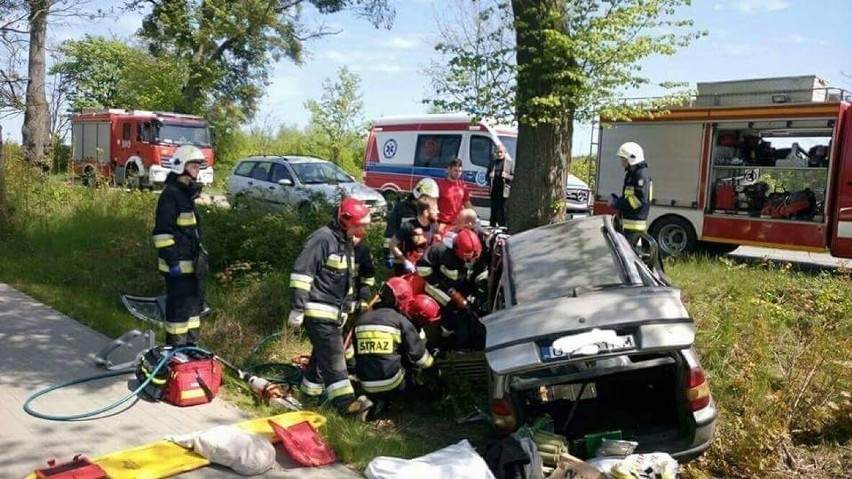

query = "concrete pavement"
[0, 283, 361, 479]
[728, 246, 851, 271]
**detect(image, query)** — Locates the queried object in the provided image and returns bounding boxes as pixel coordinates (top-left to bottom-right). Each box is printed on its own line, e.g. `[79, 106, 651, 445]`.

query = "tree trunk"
[21, 0, 51, 170]
[507, 0, 574, 233]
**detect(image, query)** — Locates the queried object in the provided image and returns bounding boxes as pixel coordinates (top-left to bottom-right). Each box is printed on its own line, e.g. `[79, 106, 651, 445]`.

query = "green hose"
[23, 346, 210, 421]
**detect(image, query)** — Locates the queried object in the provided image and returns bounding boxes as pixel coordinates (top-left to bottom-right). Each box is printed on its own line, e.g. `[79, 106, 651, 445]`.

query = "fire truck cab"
[595, 76, 852, 259]
[71, 109, 215, 188]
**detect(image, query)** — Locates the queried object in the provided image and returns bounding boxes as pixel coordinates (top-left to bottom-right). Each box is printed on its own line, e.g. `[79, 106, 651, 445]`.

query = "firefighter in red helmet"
[416, 228, 488, 350]
[288, 197, 374, 419]
[352, 278, 434, 418]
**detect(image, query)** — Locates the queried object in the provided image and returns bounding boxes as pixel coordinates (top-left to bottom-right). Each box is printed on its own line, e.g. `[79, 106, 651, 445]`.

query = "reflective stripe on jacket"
[353, 308, 433, 393]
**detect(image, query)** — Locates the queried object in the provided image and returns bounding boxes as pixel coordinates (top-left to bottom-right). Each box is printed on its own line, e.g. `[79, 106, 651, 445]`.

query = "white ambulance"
[363, 113, 591, 220]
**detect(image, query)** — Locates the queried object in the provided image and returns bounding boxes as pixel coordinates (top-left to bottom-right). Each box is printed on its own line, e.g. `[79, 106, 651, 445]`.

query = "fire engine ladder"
[586, 113, 600, 187]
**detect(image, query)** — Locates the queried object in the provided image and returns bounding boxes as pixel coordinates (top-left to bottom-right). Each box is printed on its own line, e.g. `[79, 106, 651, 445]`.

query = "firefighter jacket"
[616, 163, 653, 232]
[354, 241, 377, 310]
[151, 175, 203, 276]
[383, 195, 418, 249]
[415, 244, 489, 308]
[353, 307, 434, 393]
[289, 222, 356, 322]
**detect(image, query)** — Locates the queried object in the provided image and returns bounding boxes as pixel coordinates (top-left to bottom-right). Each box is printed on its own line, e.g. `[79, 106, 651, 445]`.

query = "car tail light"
[490, 397, 517, 435]
[686, 366, 711, 411]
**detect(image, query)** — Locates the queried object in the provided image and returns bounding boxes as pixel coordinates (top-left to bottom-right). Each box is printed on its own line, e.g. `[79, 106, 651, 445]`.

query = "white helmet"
[617, 142, 645, 166]
[412, 177, 440, 199]
[170, 145, 207, 175]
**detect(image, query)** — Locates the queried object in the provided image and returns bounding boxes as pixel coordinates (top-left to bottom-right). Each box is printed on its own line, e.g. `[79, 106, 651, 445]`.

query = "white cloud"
[714, 3, 725, 10]
[729, 0, 790, 15]
[352, 64, 404, 73]
[380, 35, 425, 50]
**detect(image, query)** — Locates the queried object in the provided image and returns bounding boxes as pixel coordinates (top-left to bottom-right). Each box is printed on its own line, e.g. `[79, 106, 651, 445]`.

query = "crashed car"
[481, 215, 716, 461]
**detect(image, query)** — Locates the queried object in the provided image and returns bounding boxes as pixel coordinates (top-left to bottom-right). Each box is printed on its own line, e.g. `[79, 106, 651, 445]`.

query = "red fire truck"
[70, 109, 216, 188]
[594, 76, 852, 259]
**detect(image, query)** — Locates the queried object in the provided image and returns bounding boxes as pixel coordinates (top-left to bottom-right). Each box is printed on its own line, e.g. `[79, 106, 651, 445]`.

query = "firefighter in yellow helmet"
[151, 145, 209, 346]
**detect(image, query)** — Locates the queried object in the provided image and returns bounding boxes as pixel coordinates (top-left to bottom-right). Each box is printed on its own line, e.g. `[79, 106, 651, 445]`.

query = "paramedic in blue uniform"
[610, 142, 653, 244]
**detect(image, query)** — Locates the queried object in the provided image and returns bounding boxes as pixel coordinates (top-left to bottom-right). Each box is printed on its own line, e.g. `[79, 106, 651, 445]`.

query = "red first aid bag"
[162, 355, 222, 407]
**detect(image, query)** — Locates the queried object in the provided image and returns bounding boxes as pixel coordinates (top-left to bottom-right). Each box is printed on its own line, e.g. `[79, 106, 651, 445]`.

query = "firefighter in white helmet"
[610, 142, 653, 242]
[151, 145, 210, 346]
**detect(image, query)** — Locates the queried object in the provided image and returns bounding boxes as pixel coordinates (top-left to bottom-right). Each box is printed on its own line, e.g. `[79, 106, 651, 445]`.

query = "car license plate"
[540, 330, 635, 362]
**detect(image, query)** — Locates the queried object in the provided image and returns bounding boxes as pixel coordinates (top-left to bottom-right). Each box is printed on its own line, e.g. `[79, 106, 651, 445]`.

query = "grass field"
[0, 161, 848, 478]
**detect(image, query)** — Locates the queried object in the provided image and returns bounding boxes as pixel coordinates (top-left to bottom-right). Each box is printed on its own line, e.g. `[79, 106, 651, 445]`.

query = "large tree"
[507, 0, 702, 231]
[128, 0, 393, 124]
[305, 66, 365, 168]
[51, 35, 185, 112]
[423, 0, 516, 123]
[20, 0, 51, 168]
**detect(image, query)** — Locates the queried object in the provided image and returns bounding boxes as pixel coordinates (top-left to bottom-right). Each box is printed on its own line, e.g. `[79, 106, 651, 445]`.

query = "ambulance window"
[414, 134, 462, 168]
[122, 122, 131, 141]
[470, 135, 495, 168]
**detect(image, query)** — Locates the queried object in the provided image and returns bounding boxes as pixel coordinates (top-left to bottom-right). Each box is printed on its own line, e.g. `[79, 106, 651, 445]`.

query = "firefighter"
[288, 197, 374, 419]
[353, 278, 436, 417]
[416, 228, 488, 350]
[383, 177, 440, 267]
[151, 145, 209, 347]
[610, 142, 653, 243]
[387, 196, 439, 276]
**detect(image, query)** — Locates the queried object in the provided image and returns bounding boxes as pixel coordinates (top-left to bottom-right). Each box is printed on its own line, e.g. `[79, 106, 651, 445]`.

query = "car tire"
[381, 190, 400, 204]
[649, 215, 698, 257]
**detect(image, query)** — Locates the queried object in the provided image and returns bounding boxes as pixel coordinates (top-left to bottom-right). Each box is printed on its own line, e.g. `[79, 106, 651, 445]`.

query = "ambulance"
[363, 113, 592, 219]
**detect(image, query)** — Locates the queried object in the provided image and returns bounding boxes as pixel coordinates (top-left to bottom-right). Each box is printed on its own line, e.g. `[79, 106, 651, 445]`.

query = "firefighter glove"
[168, 264, 182, 277]
[609, 194, 619, 209]
[287, 310, 304, 328]
[403, 260, 416, 273]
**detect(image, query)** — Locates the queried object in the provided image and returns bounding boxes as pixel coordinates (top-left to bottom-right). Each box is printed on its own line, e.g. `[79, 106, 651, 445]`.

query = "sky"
[2, 0, 851, 156]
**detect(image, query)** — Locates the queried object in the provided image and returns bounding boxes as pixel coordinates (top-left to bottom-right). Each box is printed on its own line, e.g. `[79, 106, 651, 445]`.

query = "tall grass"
[0, 154, 849, 477]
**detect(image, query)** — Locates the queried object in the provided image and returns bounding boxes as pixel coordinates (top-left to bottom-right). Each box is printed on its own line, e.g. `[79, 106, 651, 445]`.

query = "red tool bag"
[162, 354, 223, 407]
[761, 188, 816, 219]
[34, 455, 106, 479]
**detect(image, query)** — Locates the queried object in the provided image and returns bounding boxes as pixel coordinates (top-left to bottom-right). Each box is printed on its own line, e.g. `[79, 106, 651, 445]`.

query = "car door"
[245, 161, 273, 201]
[268, 161, 301, 206]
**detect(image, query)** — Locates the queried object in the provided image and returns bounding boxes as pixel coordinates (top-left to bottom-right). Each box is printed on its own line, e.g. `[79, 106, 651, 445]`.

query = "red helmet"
[381, 277, 414, 309]
[453, 228, 482, 262]
[406, 294, 441, 327]
[338, 197, 371, 231]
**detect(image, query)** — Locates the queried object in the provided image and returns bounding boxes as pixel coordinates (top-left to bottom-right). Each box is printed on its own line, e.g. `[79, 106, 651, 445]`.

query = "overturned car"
[481, 215, 716, 461]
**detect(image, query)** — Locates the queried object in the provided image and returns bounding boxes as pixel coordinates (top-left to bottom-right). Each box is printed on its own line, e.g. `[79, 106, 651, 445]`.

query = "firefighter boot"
[339, 395, 374, 422]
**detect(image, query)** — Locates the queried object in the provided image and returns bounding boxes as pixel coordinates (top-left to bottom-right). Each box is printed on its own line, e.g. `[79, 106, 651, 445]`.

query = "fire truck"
[594, 76, 852, 259]
[70, 109, 216, 188]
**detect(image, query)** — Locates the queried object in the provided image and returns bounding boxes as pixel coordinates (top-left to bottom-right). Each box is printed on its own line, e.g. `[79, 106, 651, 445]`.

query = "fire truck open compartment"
[511, 352, 685, 453]
[707, 118, 836, 222]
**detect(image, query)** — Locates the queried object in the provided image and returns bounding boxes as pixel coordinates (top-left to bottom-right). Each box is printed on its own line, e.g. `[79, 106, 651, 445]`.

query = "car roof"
[504, 216, 636, 305]
[238, 155, 327, 164]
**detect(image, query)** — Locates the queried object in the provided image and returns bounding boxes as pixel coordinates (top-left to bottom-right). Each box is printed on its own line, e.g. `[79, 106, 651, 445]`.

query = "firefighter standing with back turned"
[288, 197, 374, 419]
[610, 141, 653, 243]
[151, 145, 210, 347]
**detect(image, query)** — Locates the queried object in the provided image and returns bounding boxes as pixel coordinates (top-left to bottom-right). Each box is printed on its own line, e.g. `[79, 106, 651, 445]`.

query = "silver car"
[227, 155, 387, 218]
[483, 215, 716, 462]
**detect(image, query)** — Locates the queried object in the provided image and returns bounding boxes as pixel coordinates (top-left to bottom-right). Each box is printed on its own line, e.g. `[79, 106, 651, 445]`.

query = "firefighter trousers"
[165, 275, 203, 346]
[300, 319, 357, 411]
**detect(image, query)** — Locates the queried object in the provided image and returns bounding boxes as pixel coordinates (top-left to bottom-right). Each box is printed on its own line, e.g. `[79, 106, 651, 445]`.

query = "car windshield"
[290, 161, 354, 185]
[156, 122, 211, 146]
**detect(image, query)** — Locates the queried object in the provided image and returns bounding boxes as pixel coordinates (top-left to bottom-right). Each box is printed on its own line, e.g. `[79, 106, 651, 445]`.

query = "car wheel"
[381, 190, 400, 204]
[82, 168, 97, 188]
[649, 216, 698, 257]
[125, 163, 141, 190]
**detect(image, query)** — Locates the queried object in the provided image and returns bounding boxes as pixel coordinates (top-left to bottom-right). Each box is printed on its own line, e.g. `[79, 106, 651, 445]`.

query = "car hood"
[302, 181, 385, 203]
[566, 173, 589, 191]
[481, 286, 694, 375]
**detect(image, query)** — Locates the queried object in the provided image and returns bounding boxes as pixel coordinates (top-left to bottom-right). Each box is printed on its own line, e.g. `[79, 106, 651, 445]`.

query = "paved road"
[0, 283, 361, 479]
[728, 246, 850, 271]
